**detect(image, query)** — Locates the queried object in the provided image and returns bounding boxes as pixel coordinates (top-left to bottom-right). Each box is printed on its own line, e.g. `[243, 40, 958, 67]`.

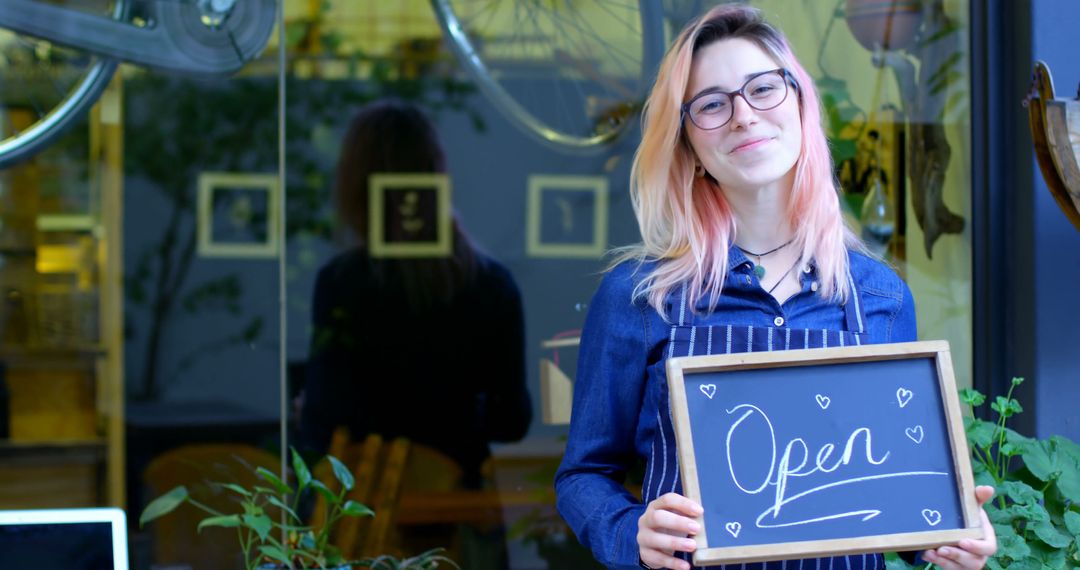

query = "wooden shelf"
[0, 439, 107, 464]
[0, 346, 106, 368]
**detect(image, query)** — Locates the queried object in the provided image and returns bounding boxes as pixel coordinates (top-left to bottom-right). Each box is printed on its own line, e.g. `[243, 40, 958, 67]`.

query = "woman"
[299, 100, 532, 489]
[553, 6, 996, 570]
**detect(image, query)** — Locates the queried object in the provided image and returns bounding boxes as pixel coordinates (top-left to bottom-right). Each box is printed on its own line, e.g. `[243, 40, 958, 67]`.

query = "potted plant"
[139, 447, 457, 569]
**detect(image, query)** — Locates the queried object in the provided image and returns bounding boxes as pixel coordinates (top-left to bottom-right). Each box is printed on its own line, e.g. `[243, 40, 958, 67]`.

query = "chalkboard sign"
[667, 341, 982, 566]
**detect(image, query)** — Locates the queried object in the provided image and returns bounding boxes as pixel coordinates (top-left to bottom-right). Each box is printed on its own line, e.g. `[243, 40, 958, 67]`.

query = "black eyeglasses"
[681, 68, 797, 131]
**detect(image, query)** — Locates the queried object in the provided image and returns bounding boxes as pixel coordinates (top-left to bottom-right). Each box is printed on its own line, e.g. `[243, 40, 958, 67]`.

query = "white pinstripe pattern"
[679, 285, 687, 326]
[651, 279, 878, 570]
[848, 273, 865, 333]
[644, 439, 655, 502]
[655, 409, 667, 500]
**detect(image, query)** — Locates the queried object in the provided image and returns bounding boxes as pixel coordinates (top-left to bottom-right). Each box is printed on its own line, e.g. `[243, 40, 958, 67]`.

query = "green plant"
[139, 447, 456, 569]
[959, 378, 1080, 569]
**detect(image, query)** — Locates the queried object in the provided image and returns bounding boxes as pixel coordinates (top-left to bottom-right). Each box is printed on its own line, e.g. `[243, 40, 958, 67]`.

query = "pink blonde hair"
[613, 4, 860, 320]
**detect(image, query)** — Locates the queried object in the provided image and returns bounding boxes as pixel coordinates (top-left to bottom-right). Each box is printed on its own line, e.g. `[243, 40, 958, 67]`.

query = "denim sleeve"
[554, 268, 651, 569]
[890, 280, 918, 342]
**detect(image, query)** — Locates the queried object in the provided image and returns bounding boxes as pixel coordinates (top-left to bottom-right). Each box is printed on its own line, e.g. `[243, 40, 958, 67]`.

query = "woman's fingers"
[638, 493, 704, 570]
[653, 492, 705, 517]
[640, 550, 691, 570]
[920, 496, 997, 570]
[974, 485, 995, 507]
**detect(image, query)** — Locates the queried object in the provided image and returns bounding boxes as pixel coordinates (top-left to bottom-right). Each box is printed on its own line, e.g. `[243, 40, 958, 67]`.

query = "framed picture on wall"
[367, 173, 451, 258]
[197, 172, 279, 258]
[526, 174, 609, 259]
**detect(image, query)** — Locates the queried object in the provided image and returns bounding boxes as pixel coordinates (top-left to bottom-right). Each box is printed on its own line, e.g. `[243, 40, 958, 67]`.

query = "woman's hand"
[637, 492, 702, 570]
[921, 485, 998, 569]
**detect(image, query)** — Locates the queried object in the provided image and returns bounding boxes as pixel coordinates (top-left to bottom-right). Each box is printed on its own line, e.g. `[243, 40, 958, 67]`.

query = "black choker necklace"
[737, 237, 794, 279]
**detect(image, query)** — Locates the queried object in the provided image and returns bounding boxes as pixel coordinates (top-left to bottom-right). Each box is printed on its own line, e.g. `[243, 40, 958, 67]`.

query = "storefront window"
[0, 1, 973, 567]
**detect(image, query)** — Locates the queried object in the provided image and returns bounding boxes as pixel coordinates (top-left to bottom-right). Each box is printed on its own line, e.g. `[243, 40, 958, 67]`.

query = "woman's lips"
[730, 137, 771, 153]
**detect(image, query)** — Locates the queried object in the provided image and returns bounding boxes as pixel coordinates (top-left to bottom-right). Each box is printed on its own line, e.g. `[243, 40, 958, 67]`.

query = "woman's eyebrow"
[685, 70, 773, 102]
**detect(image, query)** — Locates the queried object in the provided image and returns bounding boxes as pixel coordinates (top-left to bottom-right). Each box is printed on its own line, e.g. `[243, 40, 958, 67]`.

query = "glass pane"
[282, 0, 656, 567]
[761, 0, 974, 390]
[0, 0, 284, 568]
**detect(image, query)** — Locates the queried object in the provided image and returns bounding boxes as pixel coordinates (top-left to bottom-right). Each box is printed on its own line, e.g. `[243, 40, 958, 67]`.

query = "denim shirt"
[554, 249, 917, 569]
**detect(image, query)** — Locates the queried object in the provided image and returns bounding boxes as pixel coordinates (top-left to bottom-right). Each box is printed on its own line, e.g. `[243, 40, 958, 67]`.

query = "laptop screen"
[0, 508, 128, 570]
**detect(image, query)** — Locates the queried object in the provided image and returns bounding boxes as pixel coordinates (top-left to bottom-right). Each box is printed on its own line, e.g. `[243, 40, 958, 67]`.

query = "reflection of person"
[298, 100, 532, 489]
[553, 6, 996, 570]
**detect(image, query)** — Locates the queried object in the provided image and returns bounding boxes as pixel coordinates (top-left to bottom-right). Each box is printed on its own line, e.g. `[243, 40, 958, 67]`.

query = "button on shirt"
[554, 249, 917, 569]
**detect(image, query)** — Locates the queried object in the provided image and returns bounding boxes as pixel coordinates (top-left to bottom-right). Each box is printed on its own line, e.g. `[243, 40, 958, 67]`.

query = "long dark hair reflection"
[333, 100, 477, 312]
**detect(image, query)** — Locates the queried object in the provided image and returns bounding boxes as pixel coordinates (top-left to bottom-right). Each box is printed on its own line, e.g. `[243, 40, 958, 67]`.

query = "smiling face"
[683, 38, 802, 193]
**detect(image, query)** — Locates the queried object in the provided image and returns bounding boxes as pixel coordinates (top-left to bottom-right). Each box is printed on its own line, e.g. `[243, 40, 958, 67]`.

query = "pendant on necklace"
[754, 264, 766, 279]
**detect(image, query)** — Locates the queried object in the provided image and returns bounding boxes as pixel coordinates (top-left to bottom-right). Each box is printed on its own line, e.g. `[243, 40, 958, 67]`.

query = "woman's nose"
[728, 94, 757, 129]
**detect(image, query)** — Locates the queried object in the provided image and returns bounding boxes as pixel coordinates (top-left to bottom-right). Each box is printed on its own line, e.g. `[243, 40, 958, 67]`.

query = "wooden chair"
[308, 427, 464, 561]
[142, 443, 280, 570]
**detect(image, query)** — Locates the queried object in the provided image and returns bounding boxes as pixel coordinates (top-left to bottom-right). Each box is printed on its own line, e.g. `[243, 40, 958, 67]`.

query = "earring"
[694, 163, 705, 178]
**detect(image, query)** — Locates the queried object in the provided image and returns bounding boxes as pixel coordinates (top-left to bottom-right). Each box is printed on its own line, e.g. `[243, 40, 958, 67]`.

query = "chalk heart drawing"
[725, 521, 742, 538]
[700, 384, 717, 400]
[922, 509, 942, 526]
[897, 387, 914, 408]
[815, 394, 831, 410]
[905, 425, 925, 444]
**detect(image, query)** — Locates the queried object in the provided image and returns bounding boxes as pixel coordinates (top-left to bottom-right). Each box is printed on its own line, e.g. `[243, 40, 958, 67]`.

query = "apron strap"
[844, 271, 866, 334]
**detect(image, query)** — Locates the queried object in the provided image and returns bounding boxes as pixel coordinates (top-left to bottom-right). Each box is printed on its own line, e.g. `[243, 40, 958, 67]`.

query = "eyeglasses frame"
[680, 68, 800, 131]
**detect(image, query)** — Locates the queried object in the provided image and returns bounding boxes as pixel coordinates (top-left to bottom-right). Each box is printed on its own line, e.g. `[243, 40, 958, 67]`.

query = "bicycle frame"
[0, 0, 276, 75]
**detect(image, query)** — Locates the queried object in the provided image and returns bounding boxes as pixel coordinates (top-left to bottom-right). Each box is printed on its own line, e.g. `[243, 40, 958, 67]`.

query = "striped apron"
[642, 279, 884, 570]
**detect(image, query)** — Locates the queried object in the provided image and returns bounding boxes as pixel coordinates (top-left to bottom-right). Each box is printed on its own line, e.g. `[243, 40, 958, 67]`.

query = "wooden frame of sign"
[667, 340, 982, 566]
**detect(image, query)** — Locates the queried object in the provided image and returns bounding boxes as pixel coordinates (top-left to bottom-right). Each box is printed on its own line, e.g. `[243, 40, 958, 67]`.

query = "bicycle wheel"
[0, 0, 126, 170]
[431, 0, 665, 155]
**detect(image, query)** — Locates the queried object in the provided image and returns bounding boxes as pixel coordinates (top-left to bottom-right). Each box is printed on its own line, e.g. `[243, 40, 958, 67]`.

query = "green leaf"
[1031, 518, 1072, 548]
[196, 515, 241, 532]
[267, 495, 302, 523]
[219, 483, 252, 497]
[258, 545, 291, 565]
[994, 522, 1032, 561]
[959, 388, 986, 407]
[341, 500, 375, 518]
[1029, 540, 1068, 567]
[328, 455, 354, 491]
[966, 417, 998, 449]
[1050, 435, 1080, 502]
[139, 486, 189, 526]
[242, 513, 272, 542]
[291, 447, 312, 489]
[883, 551, 918, 569]
[991, 396, 1023, 418]
[256, 467, 292, 496]
[1023, 439, 1066, 483]
[1064, 511, 1080, 536]
[1000, 479, 1044, 506]
[309, 479, 339, 505]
